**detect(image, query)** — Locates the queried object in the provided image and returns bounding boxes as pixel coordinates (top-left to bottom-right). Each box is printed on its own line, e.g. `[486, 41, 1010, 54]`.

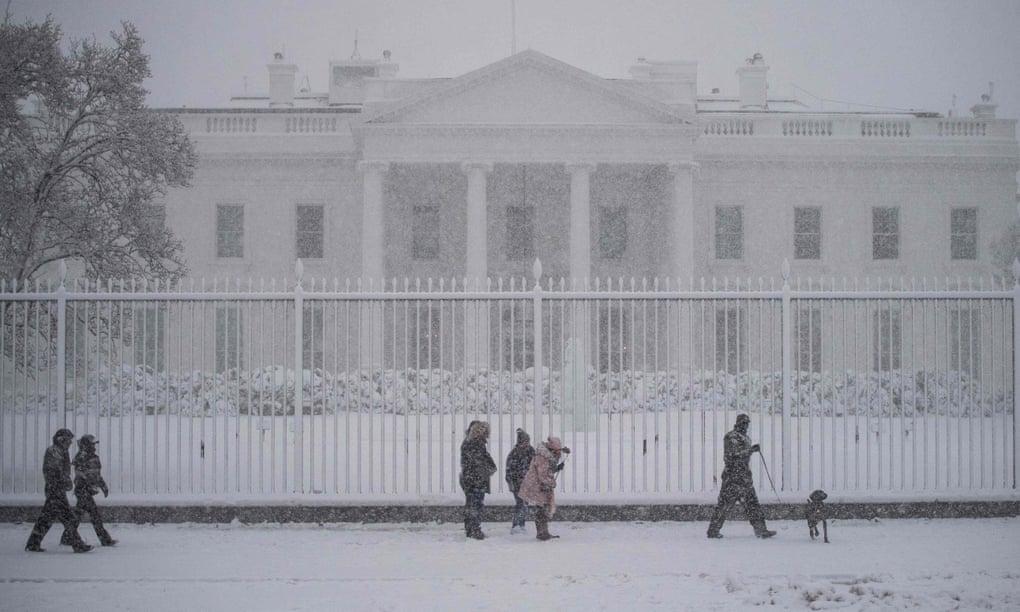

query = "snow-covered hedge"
[6, 364, 1010, 418]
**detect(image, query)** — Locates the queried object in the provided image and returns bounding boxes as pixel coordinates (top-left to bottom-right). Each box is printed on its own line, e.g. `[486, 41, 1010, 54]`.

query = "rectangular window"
[950, 308, 981, 377]
[216, 204, 244, 258]
[412, 205, 440, 260]
[133, 305, 166, 372]
[794, 207, 821, 260]
[215, 305, 242, 373]
[502, 302, 534, 371]
[296, 205, 324, 259]
[950, 208, 977, 260]
[794, 303, 822, 372]
[598, 304, 633, 373]
[715, 305, 747, 372]
[302, 302, 324, 368]
[872, 307, 901, 371]
[598, 206, 628, 260]
[415, 304, 442, 368]
[872, 207, 899, 260]
[715, 206, 743, 260]
[506, 206, 535, 261]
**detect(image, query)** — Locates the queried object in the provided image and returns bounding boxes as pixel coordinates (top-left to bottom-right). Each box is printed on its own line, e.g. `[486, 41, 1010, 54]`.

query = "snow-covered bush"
[5, 364, 1008, 418]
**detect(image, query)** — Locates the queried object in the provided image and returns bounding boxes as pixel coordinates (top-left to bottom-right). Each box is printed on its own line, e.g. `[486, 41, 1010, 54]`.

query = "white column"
[565, 162, 595, 431]
[462, 161, 493, 370]
[359, 160, 389, 280]
[567, 162, 596, 281]
[668, 161, 697, 278]
[462, 161, 493, 282]
[358, 160, 388, 369]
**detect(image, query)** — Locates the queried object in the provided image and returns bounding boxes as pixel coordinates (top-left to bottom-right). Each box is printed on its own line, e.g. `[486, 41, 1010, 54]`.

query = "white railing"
[1, 260, 1016, 500]
[700, 115, 1015, 140]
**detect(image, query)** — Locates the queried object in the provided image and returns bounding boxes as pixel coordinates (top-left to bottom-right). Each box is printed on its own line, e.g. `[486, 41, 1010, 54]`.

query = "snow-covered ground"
[1, 517, 1018, 611]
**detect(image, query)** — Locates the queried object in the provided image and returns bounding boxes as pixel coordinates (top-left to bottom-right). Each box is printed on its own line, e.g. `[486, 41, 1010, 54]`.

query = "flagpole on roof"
[511, 0, 517, 55]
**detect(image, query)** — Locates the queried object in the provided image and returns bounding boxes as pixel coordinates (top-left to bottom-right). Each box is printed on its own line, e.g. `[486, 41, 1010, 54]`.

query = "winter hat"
[516, 428, 530, 445]
[736, 413, 750, 426]
[546, 436, 563, 451]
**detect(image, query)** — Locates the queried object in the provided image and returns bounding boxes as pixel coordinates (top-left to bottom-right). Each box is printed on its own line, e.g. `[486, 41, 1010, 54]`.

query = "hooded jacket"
[459, 421, 496, 493]
[518, 441, 561, 515]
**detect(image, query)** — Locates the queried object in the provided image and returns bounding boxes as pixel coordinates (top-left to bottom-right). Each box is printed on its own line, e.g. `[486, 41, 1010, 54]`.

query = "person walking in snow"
[459, 420, 497, 540]
[24, 428, 93, 553]
[61, 434, 116, 547]
[706, 413, 776, 539]
[519, 435, 568, 541]
[504, 428, 534, 534]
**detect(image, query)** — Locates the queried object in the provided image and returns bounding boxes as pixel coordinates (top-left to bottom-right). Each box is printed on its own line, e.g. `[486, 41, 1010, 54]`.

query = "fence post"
[1013, 258, 1019, 489]
[56, 260, 67, 422]
[781, 259, 792, 490]
[293, 259, 304, 493]
[532, 259, 543, 439]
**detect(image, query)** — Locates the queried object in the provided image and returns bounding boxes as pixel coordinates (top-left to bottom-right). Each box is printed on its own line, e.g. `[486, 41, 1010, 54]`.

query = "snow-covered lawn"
[1, 517, 1018, 611]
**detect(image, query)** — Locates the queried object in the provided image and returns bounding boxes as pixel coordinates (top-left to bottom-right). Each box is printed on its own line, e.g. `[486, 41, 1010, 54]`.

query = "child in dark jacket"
[63, 435, 116, 547]
[504, 428, 534, 534]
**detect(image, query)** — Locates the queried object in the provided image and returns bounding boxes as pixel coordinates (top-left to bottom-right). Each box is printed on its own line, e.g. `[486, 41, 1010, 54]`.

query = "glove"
[561, 447, 571, 455]
[539, 484, 553, 493]
[101, 486, 109, 498]
[750, 444, 761, 454]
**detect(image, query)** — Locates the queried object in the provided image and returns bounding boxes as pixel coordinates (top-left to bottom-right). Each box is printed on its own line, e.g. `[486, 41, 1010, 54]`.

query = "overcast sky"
[8, 0, 1020, 122]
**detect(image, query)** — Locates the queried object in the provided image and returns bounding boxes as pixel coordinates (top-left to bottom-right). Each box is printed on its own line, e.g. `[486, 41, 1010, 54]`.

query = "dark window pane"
[872, 207, 899, 260]
[296, 205, 324, 259]
[599, 207, 627, 260]
[715, 206, 743, 259]
[216, 204, 243, 258]
[794, 207, 821, 259]
[412, 206, 440, 260]
[506, 206, 535, 261]
[951, 208, 977, 260]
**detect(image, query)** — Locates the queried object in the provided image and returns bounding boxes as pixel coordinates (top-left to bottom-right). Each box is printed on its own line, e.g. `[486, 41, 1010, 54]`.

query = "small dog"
[806, 489, 829, 543]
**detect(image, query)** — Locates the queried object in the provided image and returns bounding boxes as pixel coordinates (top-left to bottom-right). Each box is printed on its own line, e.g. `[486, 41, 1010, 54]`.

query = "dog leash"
[757, 450, 782, 503]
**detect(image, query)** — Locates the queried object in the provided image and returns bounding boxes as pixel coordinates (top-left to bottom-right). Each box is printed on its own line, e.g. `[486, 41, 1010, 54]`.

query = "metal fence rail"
[1, 260, 1016, 498]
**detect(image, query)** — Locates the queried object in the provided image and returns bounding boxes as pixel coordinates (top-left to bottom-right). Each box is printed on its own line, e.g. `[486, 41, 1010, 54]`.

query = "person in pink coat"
[518, 435, 569, 540]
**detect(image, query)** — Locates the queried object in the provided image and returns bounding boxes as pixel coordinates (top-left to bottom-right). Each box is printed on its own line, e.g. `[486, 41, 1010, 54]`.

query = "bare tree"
[0, 16, 196, 286]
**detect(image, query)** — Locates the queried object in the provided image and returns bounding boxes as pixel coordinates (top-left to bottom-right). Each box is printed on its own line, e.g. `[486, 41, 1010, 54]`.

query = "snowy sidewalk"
[1, 517, 1019, 611]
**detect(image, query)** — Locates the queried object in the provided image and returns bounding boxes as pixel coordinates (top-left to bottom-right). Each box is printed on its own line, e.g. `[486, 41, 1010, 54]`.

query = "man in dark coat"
[504, 428, 534, 534]
[24, 428, 93, 553]
[459, 420, 496, 540]
[60, 434, 116, 547]
[707, 414, 776, 539]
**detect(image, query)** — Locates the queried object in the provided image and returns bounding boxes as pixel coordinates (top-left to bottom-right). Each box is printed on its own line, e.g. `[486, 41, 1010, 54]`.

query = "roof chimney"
[736, 52, 768, 110]
[970, 82, 997, 119]
[267, 52, 298, 108]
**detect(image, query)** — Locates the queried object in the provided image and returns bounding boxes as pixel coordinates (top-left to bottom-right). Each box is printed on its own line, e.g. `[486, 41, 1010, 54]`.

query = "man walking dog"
[707, 413, 776, 539]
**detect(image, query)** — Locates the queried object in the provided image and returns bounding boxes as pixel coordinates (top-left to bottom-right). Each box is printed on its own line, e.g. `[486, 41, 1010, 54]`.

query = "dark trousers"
[464, 490, 485, 535]
[62, 491, 113, 545]
[707, 478, 767, 536]
[26, 492, 86, 550]
[511, 492, 528, 528]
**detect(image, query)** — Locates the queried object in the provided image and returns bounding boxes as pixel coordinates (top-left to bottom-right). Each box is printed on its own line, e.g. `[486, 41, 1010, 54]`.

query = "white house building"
[159, 49, 1019, 286]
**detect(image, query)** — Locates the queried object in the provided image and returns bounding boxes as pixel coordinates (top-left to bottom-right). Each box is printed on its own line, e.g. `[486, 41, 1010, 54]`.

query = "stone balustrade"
[701, 114, 1015, 140]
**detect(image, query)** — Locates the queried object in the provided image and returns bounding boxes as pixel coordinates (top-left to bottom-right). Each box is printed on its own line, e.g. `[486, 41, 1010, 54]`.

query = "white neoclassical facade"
[161, 50, 1019, 284]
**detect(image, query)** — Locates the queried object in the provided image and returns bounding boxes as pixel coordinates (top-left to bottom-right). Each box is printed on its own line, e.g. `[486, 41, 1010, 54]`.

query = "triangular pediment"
[364, 50, 688, 126]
